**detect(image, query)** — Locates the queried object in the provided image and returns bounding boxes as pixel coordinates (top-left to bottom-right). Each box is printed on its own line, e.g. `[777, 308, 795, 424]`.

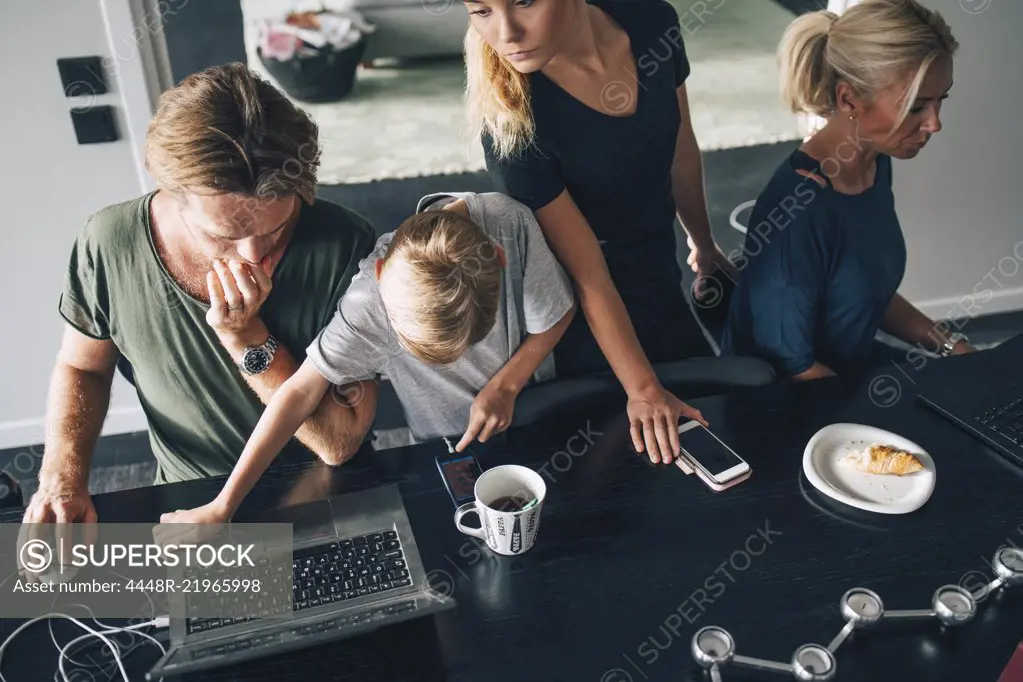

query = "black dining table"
[2, 351, 1021, 682]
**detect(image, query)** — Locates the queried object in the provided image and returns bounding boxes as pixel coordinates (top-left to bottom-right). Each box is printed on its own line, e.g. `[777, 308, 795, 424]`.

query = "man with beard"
[23, 63, 378, 525]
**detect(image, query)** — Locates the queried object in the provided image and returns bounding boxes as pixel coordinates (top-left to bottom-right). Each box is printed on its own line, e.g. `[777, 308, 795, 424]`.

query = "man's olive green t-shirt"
[60, 192, 376, 483]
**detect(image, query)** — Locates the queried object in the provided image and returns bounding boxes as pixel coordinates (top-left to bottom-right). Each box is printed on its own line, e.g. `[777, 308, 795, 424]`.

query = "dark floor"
[317, 141, 792, 257]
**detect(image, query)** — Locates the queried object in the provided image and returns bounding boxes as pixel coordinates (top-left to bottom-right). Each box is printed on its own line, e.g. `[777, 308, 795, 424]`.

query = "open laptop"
[146, 484, 455, 679]
[916, 333, 1023, 468]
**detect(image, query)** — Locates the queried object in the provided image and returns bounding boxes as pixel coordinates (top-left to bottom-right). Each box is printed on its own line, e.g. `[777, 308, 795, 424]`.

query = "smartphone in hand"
[436, 450, 483, 508]
[676, 421, 751, 491]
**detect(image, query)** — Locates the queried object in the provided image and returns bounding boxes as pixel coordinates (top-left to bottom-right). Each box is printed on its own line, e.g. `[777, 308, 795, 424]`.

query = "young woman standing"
[464, 0, 735, 464]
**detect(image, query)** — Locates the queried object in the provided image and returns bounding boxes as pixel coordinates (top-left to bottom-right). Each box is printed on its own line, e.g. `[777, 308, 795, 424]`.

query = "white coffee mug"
[454, 465, 547, 556]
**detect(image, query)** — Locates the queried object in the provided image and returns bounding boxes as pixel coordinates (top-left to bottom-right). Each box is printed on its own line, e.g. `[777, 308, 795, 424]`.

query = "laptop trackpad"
[256, 500, 336, 546]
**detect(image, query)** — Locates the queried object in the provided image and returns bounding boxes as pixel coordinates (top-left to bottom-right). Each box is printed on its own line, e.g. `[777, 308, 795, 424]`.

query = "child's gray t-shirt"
[306, 192, 575, 442]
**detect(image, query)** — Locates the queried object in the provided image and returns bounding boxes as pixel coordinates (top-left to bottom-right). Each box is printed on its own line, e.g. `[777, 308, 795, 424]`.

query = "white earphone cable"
[56, 621, 167, 682]
[0, 614, 127, 682]
[0, 612, 169, 682]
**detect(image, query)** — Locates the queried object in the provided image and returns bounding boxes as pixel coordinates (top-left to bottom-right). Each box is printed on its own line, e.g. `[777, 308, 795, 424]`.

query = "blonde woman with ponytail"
[723, 0, 976, 382]
[464, 0, 732, 466]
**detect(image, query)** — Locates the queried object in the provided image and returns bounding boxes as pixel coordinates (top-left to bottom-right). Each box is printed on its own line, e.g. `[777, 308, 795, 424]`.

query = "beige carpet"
[243, 0, 803, 184]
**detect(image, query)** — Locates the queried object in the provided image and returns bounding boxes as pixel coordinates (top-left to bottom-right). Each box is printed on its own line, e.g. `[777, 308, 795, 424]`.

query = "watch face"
[242, 348, 271, 374]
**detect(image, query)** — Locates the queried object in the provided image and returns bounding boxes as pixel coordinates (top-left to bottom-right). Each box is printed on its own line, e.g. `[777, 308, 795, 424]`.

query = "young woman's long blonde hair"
[464, 25, 535, 160]
[778, 0, 958, 134]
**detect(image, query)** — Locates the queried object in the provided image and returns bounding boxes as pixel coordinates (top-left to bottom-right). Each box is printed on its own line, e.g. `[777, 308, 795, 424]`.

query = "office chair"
[368, 353, 776, 446]
[0, 471, 23, 509]
[684, 198, 753, 348]
[510, 356, 775, 428]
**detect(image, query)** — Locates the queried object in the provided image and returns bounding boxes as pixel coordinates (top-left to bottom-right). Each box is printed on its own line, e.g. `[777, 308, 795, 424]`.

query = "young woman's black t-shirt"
[484, 0, 714, 378]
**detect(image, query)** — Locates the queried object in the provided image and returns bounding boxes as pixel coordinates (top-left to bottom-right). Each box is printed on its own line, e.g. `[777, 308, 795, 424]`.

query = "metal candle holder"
[691, 547, 1023, 680]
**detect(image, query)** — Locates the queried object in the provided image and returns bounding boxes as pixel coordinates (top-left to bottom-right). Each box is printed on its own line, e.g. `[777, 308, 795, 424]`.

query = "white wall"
[0, 0, 157, 448]
[892, 0, 1023, 320]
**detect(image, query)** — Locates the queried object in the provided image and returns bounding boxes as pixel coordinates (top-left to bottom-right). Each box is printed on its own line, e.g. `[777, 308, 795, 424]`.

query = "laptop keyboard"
[976, 396, 1023, 444]
[185, 529, 411, 636]
[186, 599, 419, 663]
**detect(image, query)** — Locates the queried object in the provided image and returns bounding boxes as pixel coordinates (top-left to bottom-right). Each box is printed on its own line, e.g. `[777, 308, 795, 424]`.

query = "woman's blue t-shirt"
[722, 149, 907, 377]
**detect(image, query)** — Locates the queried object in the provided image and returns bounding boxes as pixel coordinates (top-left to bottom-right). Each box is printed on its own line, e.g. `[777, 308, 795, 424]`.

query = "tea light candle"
[848, 592, 880, 617]
[940, 591, 970, 612]
[1004, 548, 1023, 570]
[839, 587, 884, 630]
[791, 644, 836, 682]
[993, 547, 1023, 587]
[697, 630, 729, 657]
[932, 585, 976, 626]
[692, 626, 735, 668]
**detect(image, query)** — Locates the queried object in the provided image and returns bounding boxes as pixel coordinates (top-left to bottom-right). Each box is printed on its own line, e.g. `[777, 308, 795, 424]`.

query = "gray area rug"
[241, 0, 804, 184]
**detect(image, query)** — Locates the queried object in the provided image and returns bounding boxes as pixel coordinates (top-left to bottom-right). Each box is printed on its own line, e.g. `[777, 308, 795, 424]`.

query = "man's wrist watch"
[939, 332, 968, 357]
[238, 335, 278, 375]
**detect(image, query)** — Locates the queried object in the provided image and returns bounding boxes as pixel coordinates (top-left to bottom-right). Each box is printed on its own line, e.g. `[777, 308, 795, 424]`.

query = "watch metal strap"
[239, 335, 278, 375]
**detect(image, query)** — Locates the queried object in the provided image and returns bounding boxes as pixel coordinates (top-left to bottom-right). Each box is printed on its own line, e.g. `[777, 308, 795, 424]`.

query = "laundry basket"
[256, 9, 371, 103]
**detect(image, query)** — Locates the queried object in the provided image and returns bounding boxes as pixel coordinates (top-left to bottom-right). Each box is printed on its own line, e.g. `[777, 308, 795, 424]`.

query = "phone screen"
[439, 454, 481, 504]
[678, 425, 744, 477]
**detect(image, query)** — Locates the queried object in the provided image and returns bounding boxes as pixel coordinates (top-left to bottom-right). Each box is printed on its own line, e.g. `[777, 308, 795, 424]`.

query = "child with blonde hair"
[161, 192, 575, 523]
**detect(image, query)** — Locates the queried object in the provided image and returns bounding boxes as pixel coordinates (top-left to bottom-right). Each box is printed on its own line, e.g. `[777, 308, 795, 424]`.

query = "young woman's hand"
[456, 382, 517, 451]
[686, 235, 739, 295]
[627, 385, 707, 464]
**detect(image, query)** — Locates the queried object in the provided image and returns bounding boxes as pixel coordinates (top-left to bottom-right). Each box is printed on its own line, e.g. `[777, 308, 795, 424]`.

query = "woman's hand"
[160, 500, 232, 526]
[628, 385, 708, 464]
[686, 235, 739, 295]
[456, 382, 517, 451]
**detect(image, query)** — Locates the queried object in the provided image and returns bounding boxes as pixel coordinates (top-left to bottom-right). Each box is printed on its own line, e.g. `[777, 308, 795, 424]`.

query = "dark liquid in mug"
[487, 495, 536, 513]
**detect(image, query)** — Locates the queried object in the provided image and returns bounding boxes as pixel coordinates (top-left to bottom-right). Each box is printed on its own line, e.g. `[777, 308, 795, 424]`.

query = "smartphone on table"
[436, 449, 483, 508]
[676, 421, 751, 490]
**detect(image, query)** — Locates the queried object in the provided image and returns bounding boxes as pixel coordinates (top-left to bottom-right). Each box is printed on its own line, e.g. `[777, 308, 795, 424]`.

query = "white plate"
[802, 423, 935, 514]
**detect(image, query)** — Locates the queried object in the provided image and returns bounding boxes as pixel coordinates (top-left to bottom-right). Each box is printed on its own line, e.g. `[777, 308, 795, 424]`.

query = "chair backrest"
[0, 472, 23, 510]
[729, 199, 756, 236]
[689, 271, 736, 349]
[688, 199, 755, 347]
[512, 356, 775, 429]
[369, 353, 776, 445]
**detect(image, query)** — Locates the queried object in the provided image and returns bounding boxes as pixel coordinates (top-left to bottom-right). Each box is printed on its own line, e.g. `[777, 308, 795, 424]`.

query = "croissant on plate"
[844, 443, 924, 475]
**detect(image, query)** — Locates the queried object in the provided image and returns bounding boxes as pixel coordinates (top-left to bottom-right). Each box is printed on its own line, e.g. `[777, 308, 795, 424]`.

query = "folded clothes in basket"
[256, 5, 376, 61]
